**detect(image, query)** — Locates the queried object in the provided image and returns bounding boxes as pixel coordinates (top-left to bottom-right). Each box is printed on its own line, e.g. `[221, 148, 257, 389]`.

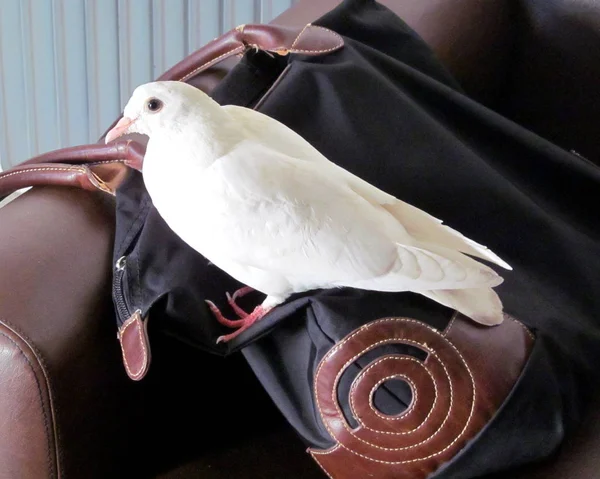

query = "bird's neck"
[151, 110, 243, 168]
[142, 108, 243, 209]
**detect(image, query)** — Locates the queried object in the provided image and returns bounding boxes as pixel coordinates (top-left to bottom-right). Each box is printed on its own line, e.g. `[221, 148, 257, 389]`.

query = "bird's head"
[105, 81, 215, 145]
[106, 80, 239, 176]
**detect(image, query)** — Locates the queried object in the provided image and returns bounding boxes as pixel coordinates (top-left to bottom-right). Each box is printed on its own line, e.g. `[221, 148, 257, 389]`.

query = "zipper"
[113, 255, 132, 323]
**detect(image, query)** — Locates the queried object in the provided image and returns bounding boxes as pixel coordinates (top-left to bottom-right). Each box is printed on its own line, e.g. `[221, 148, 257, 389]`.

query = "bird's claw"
[205, 299, 247, 328]
[214, 306, 267, 343]
[206, 287, 267, 343]
[225, 286, 255, 318]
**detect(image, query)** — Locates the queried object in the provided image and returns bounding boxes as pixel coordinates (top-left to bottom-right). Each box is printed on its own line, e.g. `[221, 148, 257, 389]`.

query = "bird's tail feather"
[419, 287, 505, 326]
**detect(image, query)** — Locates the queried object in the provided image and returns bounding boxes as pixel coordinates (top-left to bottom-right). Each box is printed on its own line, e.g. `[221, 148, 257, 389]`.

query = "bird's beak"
[105, 116, 136, 144]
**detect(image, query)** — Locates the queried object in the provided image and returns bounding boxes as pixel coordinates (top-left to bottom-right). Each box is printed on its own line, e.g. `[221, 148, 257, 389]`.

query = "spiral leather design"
[315, 318, 475, 463]
[309, 314, 534, 479]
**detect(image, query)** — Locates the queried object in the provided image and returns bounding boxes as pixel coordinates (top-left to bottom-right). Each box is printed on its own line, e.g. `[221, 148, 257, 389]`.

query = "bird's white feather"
[116, 81, 512, 326]
[419, 288, 504, 326]
[224, 104, 512, 271]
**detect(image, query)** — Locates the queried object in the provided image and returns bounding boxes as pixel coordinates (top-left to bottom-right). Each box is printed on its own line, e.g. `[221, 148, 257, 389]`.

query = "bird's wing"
[223, 105, 511, 270]
[343, 176, 513, 270]
[222, 104, 328, 163]
[197, 143, 501, 292]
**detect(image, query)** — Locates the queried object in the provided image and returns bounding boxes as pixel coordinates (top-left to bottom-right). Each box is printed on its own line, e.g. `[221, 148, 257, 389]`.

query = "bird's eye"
[146, 98, 163, 113]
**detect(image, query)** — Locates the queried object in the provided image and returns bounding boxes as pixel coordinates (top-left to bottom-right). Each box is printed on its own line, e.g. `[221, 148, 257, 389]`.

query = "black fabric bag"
[1, 1, 600, 477]
[107, 1, 600, 476]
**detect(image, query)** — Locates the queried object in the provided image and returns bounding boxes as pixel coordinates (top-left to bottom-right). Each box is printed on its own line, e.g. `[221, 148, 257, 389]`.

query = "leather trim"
[100, 23, 343, 143]
[0, 320, 59, 478]
[158, 23, 344, 83]
[21, 141, 146, 168]
[117, 311, 151, 381]
[308, 314, 534, 479]
[89, 161, 131, 193]
[0, 141, 143, 198]
[0, 164, 97, 195]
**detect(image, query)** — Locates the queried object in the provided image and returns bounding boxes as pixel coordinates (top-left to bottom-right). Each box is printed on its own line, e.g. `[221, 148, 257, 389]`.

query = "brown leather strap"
[0, 22, 342, 199]
[0, 141, 143, 198]
[21, 141, 146, 168]
[99, 22, 343, 140]
[158, 23, 344, 82]
[0, 164, 110, 196]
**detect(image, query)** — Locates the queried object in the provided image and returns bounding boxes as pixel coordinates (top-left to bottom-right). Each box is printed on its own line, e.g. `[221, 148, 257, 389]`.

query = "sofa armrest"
[0, 186, 142, 478]
[0, 323, 57, 478]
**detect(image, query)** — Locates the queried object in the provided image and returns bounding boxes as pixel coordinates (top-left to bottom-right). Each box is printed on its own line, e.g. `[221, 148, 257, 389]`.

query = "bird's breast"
[146, 164, 266, 262]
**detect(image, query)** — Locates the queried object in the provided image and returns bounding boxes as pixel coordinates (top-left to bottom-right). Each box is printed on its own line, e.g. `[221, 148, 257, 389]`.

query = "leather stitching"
[348, 355, 438, 435]
[328, 338, 458, 451]
[350, 357, 437, 432]
[443, 311, 459, 337]
[309, 448, 337, 479]
[507, 315, 535, 341]
[0, 161, 126, 197]
[0, 166, 87, 181]
[368, 374, 418, 420]
[445, 311, 535, 342]
[310, 444, 341, 456]
[178, 24, 344, 85]
[0, 331, 55, 478]
[118, 314, 147, 379]
[313, 317, 477, 463]
[88, 159, 127, 166]
[291, 23, 311, 49]
[290, 25, 344, 54]
[180, 45, 246, 82]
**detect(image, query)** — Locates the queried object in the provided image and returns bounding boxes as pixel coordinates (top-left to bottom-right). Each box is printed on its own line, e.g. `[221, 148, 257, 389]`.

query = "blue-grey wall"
[0, 0, 295, 169]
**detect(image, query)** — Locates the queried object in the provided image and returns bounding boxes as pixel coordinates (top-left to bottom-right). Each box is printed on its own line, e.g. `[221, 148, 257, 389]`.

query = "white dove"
[106, 81, 512, 343]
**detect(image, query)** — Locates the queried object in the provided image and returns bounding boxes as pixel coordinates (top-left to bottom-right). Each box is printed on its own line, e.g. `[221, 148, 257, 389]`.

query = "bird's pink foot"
[215, 305, 269, 344]
[205, 298, 271, 344]
[205, 300, 247, 328]
[226, 286, 255, 318]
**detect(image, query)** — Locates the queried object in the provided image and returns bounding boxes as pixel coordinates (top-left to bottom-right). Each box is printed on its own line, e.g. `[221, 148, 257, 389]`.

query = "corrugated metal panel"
[0, 0, 294, 169]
